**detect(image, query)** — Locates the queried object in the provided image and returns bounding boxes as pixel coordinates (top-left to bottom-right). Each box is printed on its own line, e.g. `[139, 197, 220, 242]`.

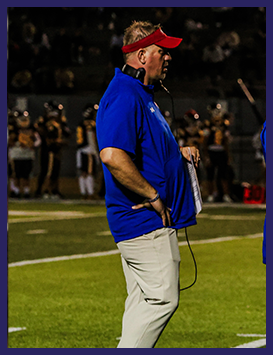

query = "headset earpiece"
[122, 64, 146, 83]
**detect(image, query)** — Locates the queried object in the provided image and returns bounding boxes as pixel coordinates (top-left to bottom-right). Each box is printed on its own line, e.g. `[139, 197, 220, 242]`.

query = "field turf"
[8, 201, 266, 348]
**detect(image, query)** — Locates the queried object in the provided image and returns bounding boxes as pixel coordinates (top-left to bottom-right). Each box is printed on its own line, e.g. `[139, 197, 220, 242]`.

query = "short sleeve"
[96, 92, 140, 158]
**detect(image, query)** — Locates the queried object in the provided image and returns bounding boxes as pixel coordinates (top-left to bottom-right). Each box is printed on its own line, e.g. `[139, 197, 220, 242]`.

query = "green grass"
[8, 202, 266, 348]
[8, 203, 115, 263]
[8, 202, 265, 262]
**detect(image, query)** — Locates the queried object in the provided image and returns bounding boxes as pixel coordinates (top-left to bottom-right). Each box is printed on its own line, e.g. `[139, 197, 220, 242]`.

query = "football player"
[9, 110, 41, 198]
[76, 103, 99, 199]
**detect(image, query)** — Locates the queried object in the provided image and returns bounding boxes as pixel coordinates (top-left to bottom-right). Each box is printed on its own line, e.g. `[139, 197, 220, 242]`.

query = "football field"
[8, 200, 266, 348]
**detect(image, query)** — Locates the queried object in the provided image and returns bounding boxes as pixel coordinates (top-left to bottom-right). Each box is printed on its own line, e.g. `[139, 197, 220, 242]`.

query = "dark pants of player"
[35, 145, 49, 195]
[206, 150, 229, 199]
[8, 162, 13, 178]
[46, 152, 61, 195]
[206, 150, 228, 181]
[13, 159, 33, 179]
[80, 152, 96, 175]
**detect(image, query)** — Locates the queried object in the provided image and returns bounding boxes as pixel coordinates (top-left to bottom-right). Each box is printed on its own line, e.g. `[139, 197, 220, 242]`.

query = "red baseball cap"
[122, 28, 182, 54]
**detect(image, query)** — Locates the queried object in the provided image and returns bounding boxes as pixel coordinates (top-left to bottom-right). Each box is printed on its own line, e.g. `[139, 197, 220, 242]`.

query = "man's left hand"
[132, 198, 172, 227]
[180, 146, 200, 167]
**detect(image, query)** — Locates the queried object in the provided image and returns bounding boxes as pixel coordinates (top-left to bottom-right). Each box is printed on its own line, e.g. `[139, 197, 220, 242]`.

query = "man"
[96, 21, 200, 348]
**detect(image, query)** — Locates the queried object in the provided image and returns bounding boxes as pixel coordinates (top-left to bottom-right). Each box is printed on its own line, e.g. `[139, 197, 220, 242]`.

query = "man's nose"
[165, 52, 172, 61]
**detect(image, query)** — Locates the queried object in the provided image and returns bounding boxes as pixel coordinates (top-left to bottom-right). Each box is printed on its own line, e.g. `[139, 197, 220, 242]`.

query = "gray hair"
[123, 21, 160, 60]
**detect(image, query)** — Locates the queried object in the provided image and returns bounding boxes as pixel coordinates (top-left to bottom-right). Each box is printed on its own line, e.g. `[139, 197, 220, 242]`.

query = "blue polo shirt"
[96, 68, 196, 243]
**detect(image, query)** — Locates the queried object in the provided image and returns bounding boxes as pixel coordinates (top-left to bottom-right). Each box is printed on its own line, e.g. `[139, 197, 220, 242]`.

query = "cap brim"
[122, 28, 183, 53]
[156, 36, 182, 49]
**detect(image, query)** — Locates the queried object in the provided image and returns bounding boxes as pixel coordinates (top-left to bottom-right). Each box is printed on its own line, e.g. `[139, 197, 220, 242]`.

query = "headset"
[122, 63, 198, 291]
[122, 64, 146, 83]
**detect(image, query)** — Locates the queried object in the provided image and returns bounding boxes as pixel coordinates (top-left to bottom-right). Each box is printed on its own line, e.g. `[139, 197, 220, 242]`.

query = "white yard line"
[237, 334, 266, 337]
[9, 211, 86, 216]
[233, 334, 266, 348]
[97, 231, 112, 236]
[233, 339, 266, 348]
[8, 327, 26, 333]
[8, 212, 106, 223]
[8, 249, 121, 268]
[178, 233, 262, 246]
[198, 214, 263, 220]
[8, 209, 265, 224]
[26, 229, 48, 235]
[8, 233, 262, 268]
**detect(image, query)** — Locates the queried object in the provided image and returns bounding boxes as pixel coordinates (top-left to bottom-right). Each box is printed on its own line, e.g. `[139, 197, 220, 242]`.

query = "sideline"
[8, 233, 262, 268]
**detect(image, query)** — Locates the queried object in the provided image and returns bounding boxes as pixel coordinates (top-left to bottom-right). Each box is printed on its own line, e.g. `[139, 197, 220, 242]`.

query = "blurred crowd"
[7, 98, 266, 203]
[8, 7, 266, 96]
[7, 7, 266, 203]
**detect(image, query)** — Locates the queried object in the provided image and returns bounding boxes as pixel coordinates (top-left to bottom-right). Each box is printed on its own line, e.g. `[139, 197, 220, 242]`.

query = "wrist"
[148, 192, 160, 203]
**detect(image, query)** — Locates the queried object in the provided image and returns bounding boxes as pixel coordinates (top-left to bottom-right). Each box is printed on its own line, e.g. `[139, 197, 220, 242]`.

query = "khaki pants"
[117, 227, 181, 348]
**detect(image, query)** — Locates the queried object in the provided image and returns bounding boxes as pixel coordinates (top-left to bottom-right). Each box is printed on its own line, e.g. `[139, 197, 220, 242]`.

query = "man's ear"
[138, 49, 146, 65]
